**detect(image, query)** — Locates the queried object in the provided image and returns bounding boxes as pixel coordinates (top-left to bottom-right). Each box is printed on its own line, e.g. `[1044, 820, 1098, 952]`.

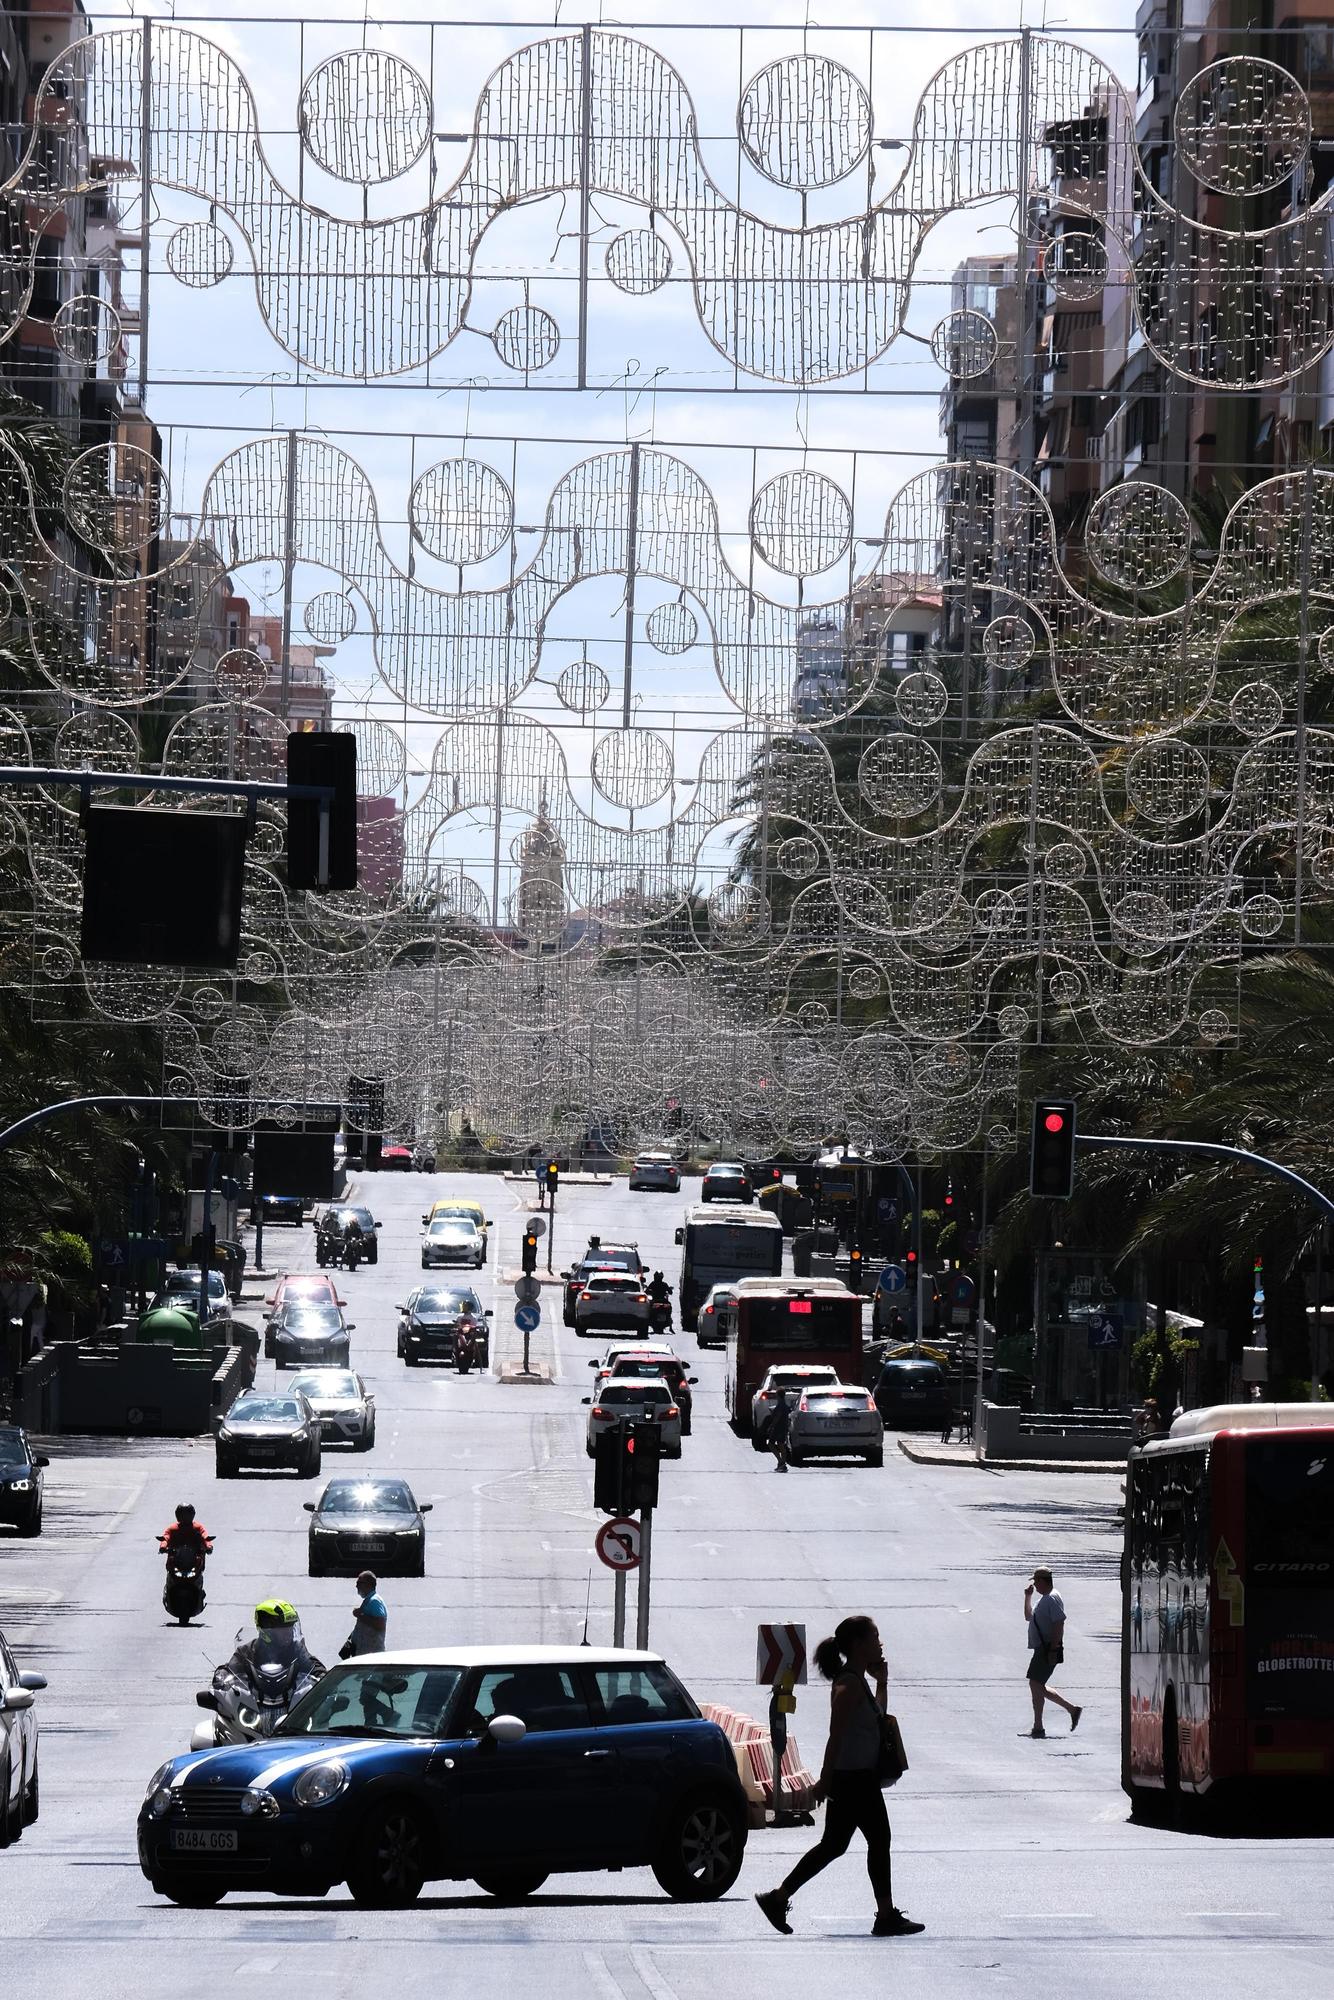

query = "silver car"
[787, 1383, 884, 1468]
[0, 1626, 44, 1844]
[421, 1217, 484, 1269]
[287, 1369, 376, 1452]
[584, 1377, 683, 1458]
[629, 1151, 681, 1191]
[750, 1363, 841, 1439]
[574, 1272, 650, 1335]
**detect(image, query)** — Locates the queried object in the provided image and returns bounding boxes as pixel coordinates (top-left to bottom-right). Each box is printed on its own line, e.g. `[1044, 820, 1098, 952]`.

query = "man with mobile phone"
[1023, 1568, 1082, 1738]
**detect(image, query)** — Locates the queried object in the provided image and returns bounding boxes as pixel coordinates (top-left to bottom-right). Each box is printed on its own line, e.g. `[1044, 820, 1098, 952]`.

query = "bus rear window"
[743, 1298, 857, 1351]
[1246, 1438, 1334, 1719]
[686, 1225, 780, 1268]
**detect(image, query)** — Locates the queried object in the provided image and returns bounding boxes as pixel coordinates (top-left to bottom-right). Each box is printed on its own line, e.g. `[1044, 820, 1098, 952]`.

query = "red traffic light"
[905, 1248, 918, 1264]
[1043, 1112, 1066, 1133]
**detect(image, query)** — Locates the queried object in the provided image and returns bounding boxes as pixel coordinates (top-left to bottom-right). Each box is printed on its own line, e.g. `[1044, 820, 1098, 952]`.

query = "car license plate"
[171, 1829, 237, 1853]
[357, 1540, 385, 1553]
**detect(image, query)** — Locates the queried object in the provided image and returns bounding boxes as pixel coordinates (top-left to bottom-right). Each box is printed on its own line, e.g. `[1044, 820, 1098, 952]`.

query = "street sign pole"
[635, 1504, 653, 1646]
[613, 1567, 626, 1646]
[547, 1184, 555, 1273]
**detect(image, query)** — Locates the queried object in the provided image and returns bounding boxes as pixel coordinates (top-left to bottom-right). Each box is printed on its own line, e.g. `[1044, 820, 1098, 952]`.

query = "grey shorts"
[1027, 1645, 1063, 1684]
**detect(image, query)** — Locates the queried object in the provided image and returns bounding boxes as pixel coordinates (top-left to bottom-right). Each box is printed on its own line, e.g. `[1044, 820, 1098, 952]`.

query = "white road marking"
[630, 1947, 680, 2000]
[582, 1951, 631, 2000]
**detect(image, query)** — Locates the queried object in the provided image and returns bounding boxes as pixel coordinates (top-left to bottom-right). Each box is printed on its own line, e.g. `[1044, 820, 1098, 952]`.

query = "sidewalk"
[897, 1438, 1126, 1475]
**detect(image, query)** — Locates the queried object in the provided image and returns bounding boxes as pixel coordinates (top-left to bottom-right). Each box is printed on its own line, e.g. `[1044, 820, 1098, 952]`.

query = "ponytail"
[814, 1613, 876, 1680]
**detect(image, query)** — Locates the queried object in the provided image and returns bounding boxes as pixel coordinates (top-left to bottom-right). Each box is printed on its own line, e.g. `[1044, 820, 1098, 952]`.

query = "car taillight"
[866, 1396, 878, 1413]
[580, 1290, 593, 1301]
[758, 1390, 772, 1401]
[591, 1405, 608, 1418]
[703, 1306, 714, 1317]
[665, 1405, 679, 1419]
[635, 1293, 647, 1303]
[798, 1394, 810, 1411]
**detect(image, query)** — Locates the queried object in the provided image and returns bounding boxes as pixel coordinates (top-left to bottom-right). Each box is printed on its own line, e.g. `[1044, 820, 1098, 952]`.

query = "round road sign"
[595, 1516, 641, 1570]
[525, 1214, 547, 1237]
[515, 1302, 542, 1333]
[514, 1275, 541, 1304]
[878, 1264, 907, 1293]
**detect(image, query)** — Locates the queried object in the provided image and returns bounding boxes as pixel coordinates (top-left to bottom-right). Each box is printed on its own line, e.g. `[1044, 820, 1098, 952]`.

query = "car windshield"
[0, 1425, 25, 1454]
[289, 1372, 358, 1399]
[581, 1248, 639, 1272]
[430, 1220, 475, 1238]
[167, 1270, 224, 1295]
[281, 1663, 463, 1740]
[435, 1205, 479, 1221]
[319, 1480, 416, 1514]
[234, 1399, 302, 1423]
[613, 1359, 681, 1381]
[281, 1304, 342, 1329]
[414, 1290, 480, 1318]
[768, 1367, 839, 1388]
[601, 1382, 670, 1404]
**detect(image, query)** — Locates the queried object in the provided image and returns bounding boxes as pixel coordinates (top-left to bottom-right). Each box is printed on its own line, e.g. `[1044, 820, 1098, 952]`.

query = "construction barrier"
[701, 1702, 818, 1824]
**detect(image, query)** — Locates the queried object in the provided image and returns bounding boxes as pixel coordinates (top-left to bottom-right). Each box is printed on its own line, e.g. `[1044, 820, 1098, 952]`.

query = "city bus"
[724, 1278, 863, 1433]
[674, 1203, 783, 1331]
[1124, 1403, 1334, 1814]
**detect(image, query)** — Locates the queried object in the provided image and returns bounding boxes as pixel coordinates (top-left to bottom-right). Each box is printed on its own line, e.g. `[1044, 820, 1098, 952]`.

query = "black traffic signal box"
[521, 1226, 539, 1275]
[593, 1418, 662, 1513]
[1029, 1100, 1076, 1199]
[545, 1160, 560, 1197]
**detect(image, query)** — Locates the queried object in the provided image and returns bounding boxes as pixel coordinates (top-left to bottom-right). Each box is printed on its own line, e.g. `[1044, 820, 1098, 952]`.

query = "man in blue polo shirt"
[341, 1571, 388, 1657]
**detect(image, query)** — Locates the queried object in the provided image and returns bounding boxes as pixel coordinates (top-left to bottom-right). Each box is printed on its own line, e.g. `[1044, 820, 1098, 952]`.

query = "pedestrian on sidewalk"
[1023, 1568, 1081, 1737]
[755, 1615, 923, 1939]
[340, 1571, 388, 1658]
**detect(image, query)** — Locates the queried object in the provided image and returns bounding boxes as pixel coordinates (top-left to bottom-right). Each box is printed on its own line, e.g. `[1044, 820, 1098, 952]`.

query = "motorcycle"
[191, 1623, 324, 1750]
[316, 1220, 362, 1272]
[648, 1296, 673, 1336]
[161, 1542, 210, 1625]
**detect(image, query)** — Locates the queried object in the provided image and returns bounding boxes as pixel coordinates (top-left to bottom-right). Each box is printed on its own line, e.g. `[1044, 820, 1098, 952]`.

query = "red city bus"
[724, 1279, 862, 1433]
[1124, 1404, 1334, 1814]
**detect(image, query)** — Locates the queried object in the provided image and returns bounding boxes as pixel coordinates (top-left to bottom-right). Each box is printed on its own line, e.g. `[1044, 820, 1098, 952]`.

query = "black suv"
[561, 1239, 644, 1326]
[0, 1427, 47, 1536]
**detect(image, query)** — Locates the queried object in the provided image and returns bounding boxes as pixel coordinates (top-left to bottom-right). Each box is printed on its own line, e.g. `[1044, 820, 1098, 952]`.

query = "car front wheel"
[346, 1800, 429, 1908]
[651, 1793, 745, 1901]
[22, 1757, 38, 1826]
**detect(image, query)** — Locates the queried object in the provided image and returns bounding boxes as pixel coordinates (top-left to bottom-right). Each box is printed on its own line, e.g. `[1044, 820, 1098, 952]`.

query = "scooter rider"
[222, 1599, 322, 1688]
[158, 1503, 214, 1565]
[647, 1271, 672, 1307]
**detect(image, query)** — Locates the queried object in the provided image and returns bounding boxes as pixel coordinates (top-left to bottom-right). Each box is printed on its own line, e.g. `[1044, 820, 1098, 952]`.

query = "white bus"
[674, 1202, 784, 1330]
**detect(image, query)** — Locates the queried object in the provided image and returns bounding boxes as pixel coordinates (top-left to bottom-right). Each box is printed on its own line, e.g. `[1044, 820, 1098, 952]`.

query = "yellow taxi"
[420, 1197, 492, 1261]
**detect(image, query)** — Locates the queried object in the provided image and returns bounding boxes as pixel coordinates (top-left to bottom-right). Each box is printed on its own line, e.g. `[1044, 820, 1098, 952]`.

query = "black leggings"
[778, 1770, 892, 1908]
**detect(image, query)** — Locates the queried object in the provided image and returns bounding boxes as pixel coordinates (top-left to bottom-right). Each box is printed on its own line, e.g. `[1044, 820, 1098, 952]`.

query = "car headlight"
[7, 1478, 30, 1492]
[144, 1760, 177, 1816]
[240, 1787, 280, 1817]
[217, 1426, 233, 1443]
[293, 1760, 349, 1809]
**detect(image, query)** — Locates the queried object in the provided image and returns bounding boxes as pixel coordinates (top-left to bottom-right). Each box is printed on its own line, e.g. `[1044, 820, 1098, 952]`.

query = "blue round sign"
[878, 1264, 907, 1293]
[514, 1302, 542, 1333]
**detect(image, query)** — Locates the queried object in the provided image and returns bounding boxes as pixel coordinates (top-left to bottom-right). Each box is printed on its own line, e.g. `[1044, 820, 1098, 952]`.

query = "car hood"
[277, 1326, 344, 1342]
[312, 1510, 417, 1533]
[173, 1735, 415, 1793]
[228, 1420, 305, 1437]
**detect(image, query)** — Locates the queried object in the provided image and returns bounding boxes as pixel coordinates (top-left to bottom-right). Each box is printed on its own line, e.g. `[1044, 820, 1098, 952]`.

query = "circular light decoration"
[304, 591, 356, 645]
[1319, 627, 1334, 671]
[54, 706, 140, 777]
[751, 470, 852, 576]
[0, 580, 11, 627]
[982, 614, 1037, 671]
[299, 49, 432, 183]
[605, 229, 671, 295]
[857, 734, 941, 819]
[1112, 889, 1174, 947]
[797, 1001, 831, 1031]
[214, 647, 269, 701]
[708, 881, 769, 941]
[976, 886, 1019, 933]
[192, 986, 226, 1022]
[492, 305, 560, 373]
[738, 54, 872, 189]
[591, 729, 674, 810]
[1176, 56, 1310, 196]
[646, 600, 698, 655]
[556, 657, 610, 715]
[339, 717, 406, 798]
[776, 835, 820, 880]
[42, 945, 75, 981]
[987, 1123, 1016, 1153]
[1241, 892, 1284, 939]
[997, 1005, 1030, 1040]
[1198, 1007, 1232, 1043]
[1044, 841, 1086, 883]
[930, 309, 998, 381]
[52, 294, 121, 367]
[410, 458, 513, 565]
[1086, 483, 1191, 591]
[1048, 970, 1083, 1005]
[846, 963, 881, 1000]
[166, 220, 233, 289]
[1312, 846, 1334, 892]
[1125, 738, 1210, 822]
[1043, 221, 1109, 305]
[244, 948, 278, 983]
[64, 439, 167, 554]
[0, 807, 21, 856]
[895, 670, 949, 729]
[1231, 680, 1283, 737]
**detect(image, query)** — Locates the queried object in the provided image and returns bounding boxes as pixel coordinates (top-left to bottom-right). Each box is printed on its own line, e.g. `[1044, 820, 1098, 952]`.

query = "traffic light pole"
[635, 1504, 653, 1647]
[613, 1567, 627, 1646]
[547, 1183, 555, 1273]
[1075, 1133, 1334, 1221]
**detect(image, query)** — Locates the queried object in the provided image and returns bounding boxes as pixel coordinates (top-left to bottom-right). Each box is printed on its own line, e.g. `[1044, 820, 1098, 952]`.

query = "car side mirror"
[420, 1216, 428, 1225]
[195, 1689, 218, 1711]
[35, 1454, 49, 1468]
[688, 1376, 699, 1384]
[588, 1359, 599, 1368]
[395, 1304, 406, 1312]
[345, 1323, 357, 1331]
[487, 1714, 526, 1747]
[581, 1396, 591, 1405]
[302, 1502, 315, 1513]
[674, 1228, 683, 1245]
[190, 1718, 216, 1753]
[18, 1671, 46, 1692]
[2, 1689, 33, 1713]
[484, 1309, 494, 1317]
[486, 1219, 494, 1226]
[420, 1502, 434, 1513]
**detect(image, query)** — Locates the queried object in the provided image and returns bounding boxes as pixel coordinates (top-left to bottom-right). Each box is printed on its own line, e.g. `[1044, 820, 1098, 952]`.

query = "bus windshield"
[742, 1296, 858, 1352]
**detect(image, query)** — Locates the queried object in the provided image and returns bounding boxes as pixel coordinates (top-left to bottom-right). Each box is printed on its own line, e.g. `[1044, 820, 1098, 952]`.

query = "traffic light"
[593, 1424, 626, 1512]
[1029, 1099, 1077, 1200]
[848, 1246, 863, 1294]
[626, 1419, 661, 1510]
[521, 1226, 539, 1275]
[905, 1246, 918, 1267]
[944, 1182, 954, 1209]
[545, 1160, 559, 1197]
[287, 730, 358, 891]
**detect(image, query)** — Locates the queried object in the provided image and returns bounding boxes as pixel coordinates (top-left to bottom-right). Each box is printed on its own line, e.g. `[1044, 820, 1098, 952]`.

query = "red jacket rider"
[159, 1504, 214, 1564]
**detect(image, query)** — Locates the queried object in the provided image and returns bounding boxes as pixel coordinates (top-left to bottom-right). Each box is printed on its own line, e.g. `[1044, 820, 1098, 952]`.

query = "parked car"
[396, 1285, 492, 1367]
[137, 1643, 746, 1908]
[215, 1392, 322, 1479]
[267, 1299, 353, 1370]
[257, 1193, 305, 1226]
[574, 1271, 650, 1336]
[584, 1378, 683, 1458]
[317, 1206, 381, 1266]
[695, 1283, 737, 1350]
[787, 1383, 884, 1466]
[562, 1239, 644, 1325]
[421, 1216, 484, 1270]
[629, 1152, 681, 1192]
[287, 1370, 376, 1452]
[421, 1199, 491, 1260]
[873, 1357, 952, 1429]
[154, 1268, 232, 1324]
[750, 1364, 841, 1444]
[605, 1352, 698, 1435]
[0, 1627, 44, 1846]
[305, 1475, 432, 1577]
[0, 1426, 47, 1538]
[701, 1163, 751, 1204]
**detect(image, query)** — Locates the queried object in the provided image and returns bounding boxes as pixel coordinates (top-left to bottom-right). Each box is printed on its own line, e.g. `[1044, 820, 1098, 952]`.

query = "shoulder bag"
[865, 1680, 908, 1788]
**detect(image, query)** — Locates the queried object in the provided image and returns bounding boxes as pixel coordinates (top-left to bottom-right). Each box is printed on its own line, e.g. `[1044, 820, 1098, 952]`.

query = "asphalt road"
[0, 1169, 1329, 1997]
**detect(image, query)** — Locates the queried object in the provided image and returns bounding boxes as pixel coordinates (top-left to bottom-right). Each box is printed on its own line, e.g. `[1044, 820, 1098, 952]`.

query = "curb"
[896, 1440, 1125, 1475]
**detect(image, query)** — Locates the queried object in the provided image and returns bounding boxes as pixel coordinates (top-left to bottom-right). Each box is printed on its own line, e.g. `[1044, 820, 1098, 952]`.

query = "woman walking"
[755, 1615, 923, 1938]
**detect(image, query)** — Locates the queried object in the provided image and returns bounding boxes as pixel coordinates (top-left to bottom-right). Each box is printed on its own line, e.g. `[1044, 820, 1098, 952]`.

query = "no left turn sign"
[595, 1516, 641, 1571]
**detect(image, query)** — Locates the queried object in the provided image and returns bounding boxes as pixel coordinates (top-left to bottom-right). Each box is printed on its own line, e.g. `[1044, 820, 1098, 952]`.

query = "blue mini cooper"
[138, 1645, 747, 1908]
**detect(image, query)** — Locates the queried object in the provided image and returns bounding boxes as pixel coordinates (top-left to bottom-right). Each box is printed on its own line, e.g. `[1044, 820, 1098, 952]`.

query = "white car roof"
[765, 1363, 840, 1377]
[1163, 1403, 1334, 1442]
[736, 1275, 852, 1297]
[363, 1644, 665, 1669]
